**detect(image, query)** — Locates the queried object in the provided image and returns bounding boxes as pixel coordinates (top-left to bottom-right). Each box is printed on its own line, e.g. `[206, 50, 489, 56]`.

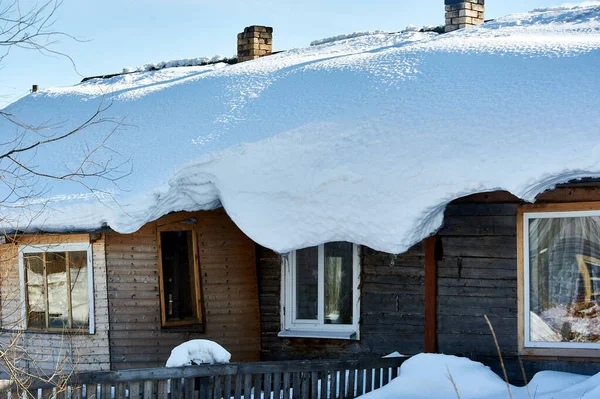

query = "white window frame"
[18, 242, 95, 334]
[523, 209, 600, 350]
[279, 243, 360, 340]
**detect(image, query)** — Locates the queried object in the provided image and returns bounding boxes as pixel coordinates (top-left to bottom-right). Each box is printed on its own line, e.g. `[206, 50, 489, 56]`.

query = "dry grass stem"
[484, 314, 514, 399]
[446, 365, 462, 399]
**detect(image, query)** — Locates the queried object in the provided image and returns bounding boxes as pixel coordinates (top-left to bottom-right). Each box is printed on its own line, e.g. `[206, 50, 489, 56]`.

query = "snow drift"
[165, 340, 231, 367]
[1, 3, 600, 254]
[360, 354, 600, 399]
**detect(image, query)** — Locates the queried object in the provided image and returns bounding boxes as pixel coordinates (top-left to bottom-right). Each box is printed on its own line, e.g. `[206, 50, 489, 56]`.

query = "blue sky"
[0, 0, 555, 106]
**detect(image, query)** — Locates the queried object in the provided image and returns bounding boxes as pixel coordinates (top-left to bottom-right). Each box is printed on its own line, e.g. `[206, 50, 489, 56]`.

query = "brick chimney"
[445, 0, 485, 33]
[237, 26, 273, 62]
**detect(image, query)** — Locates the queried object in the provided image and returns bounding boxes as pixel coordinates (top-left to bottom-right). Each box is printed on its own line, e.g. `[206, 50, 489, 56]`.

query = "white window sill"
[278, 330, 358, 340]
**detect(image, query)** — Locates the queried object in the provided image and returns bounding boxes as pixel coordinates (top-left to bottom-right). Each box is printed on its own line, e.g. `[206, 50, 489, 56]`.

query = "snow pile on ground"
[165, 340, 231, 367]
[122, 55, 229, 73]
[360, 354, 600, 399]
[1, 3, 600, 254]
[310, 31, 387, 46]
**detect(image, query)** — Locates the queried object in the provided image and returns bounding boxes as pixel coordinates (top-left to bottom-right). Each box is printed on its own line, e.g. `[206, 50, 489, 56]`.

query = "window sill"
[520, 347, 600, 359]
[278, 330, 358, 340]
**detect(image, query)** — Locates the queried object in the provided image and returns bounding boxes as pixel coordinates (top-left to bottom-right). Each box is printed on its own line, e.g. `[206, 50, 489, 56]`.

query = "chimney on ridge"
[444, 0, 485, 33]
[237, 25, 273, 63]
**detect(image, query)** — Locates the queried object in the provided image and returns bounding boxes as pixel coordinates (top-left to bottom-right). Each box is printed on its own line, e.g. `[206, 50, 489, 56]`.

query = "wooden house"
[4, 183, 600, 382]
[1, 0, 600, 387]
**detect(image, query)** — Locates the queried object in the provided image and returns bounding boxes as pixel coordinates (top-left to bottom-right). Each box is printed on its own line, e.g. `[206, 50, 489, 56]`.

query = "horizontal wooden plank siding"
[437, 190, 600, 382]
[257, 243, 425, 360]
[0, 234, 111, 375]
[106, 209, 261, 369]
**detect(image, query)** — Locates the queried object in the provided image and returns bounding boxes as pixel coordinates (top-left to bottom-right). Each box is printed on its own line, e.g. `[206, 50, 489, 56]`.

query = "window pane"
[69, 251, 89, 329]
[46, 252, 69, 328]
[160, 231, 196, 322]
[324, 242, 353, 325]
[295, 246, 318, 320]
[529, 216, 600, 343]
[25, 253, 45, 329]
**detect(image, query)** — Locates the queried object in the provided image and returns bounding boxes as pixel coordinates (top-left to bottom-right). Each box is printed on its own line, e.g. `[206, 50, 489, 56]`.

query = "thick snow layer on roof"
[361, 354, 600, 399]
[1, 3, 600, 254]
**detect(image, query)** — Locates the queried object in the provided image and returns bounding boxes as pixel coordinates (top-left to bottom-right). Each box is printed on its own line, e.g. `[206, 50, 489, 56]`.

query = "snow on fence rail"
[0, 357, 406, 399]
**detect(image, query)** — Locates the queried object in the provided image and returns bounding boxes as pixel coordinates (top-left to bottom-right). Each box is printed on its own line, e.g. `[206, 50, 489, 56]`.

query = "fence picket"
[356, 370, 364, 397]
[391, 367, 398, 380]
[143, 381, 153, 399]
[255, 375, 262, 399]
[365, 369, 372, 394]
[339, 370, 346, 399]
[243, 374, 251, 399]
[273, 373, 281, 399]
[171, 378, 182, 399]
[184, 378, 195, 399]
[224, 375, 232, 399]
[214, 376, 222, 399]
[330, 371, 337, 399]
[263, 373, 271, 399]
[382, 368, 389, 386]
[310, 372, 318, 399]
[374, 368, 381, 390]
[319, 372, 329, 399]
[86, 385, 98, 399]
[292, 372, 300, 399]
[156, 381, 168, 399]
[347, 369, 355, 399]
[301, 372, 309, 399]
[282, 373, 290, 399]
[233, 374, 242, 399]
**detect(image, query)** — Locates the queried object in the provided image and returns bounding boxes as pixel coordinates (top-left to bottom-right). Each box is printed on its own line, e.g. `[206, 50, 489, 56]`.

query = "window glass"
[324, 242, 354, 325]
[528, 216, 600, 343]
[295, 246, 319, 320]
[46, 252, 68, 328]
[23, 249, 90, 331]
[160, 231, 196, 322]
[25, 253, 45, 329]
[69, 251, 89, 329]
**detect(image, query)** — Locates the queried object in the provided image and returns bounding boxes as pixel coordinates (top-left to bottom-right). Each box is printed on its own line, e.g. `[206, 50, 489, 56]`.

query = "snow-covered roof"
[1, 3, 600, 254]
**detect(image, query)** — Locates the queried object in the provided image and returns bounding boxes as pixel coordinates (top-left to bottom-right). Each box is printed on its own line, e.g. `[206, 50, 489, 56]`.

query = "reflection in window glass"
[46, 252, 68, 328]
[324, 242, 353, 325]
[23, 249, 90, 330]
[69, 251, 89, 328]
[529, 216, 600, 343]
[25, 253, 45, 329]
[295, 247, 318, 320]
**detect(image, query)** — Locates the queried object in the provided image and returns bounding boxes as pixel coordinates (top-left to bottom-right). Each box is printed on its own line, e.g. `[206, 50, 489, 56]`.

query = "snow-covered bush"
[165, 340, 231, 367]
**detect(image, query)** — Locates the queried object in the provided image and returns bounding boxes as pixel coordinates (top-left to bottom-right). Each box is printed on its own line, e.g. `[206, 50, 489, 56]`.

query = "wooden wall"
[0, 234, 111, 375]
[257, 243, 426, 360]
[436, 188, 600, 381]
[105, 209, 261, 369]
[258, 186, 600, 382]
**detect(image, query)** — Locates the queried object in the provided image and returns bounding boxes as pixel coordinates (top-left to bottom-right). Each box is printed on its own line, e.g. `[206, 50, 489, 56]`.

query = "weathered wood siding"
[258, 187, 600, 382]
[0, 234, 111, 374]
[437, 189, 600, 381]
[257, 244, 425, 360]
[106, 209, 261, 369]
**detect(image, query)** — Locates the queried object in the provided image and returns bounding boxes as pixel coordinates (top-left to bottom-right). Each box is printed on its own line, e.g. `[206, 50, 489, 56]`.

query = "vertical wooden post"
[424, 236, 438, 353]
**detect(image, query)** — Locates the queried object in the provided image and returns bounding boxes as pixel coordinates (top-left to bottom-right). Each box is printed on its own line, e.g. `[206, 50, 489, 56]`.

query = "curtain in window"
[529, 216, 600, 343]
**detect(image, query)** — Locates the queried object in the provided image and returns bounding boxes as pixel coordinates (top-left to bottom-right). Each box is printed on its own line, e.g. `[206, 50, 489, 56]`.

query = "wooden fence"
[2, 357, 406, 399]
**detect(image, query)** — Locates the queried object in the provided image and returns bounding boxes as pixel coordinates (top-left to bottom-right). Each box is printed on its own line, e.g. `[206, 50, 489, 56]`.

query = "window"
[520, 206, 600, 353]
[18, 243, 94, 333]
[157, 223, 203, 327]
[280, 242, 360, 340]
